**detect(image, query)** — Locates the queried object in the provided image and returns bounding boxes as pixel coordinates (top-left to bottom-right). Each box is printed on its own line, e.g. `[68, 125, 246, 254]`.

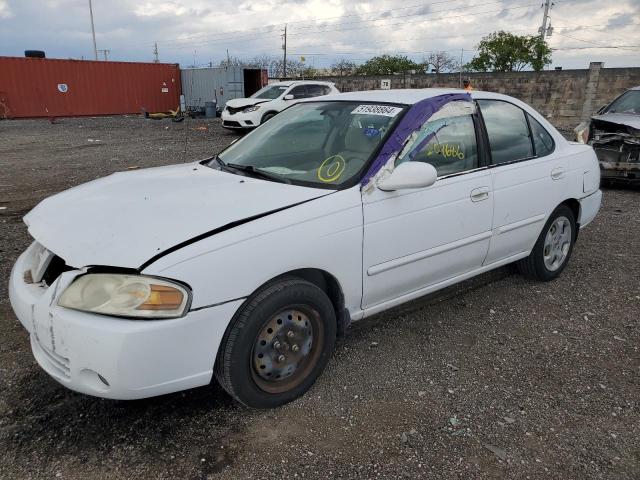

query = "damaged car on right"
[575, 86, 640, 184]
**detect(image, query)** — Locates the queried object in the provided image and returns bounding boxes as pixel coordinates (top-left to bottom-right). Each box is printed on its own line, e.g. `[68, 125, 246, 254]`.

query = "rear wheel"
[214, 278, 336, 408]
[517, 204, 576, 281]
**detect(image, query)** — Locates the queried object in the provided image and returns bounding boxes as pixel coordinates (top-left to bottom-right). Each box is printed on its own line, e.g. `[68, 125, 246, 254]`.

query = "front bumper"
[599, 160, 640, 182]
[220, 109, 261, 129]
[9, 242, 243, 400]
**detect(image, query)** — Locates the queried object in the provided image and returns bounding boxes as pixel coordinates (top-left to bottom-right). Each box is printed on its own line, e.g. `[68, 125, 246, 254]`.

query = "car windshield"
[213, 101, 405, 188]
[604, 90, 640, 115]
[251, 85, 289, 100]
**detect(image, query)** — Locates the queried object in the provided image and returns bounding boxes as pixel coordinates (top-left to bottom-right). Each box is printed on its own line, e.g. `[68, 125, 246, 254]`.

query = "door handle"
[470, 186, 490, 202]
[551, 167, 565, 180]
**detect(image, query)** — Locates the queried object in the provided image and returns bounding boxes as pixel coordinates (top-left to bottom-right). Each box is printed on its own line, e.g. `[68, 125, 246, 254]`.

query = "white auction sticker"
[351, 104, 402, 117]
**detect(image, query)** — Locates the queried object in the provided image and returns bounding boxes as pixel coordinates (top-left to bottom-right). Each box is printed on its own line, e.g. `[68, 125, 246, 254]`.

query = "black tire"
[214, 278, 337, 408]
[261, 112, 277, 123]
[517, 204, 576, 281]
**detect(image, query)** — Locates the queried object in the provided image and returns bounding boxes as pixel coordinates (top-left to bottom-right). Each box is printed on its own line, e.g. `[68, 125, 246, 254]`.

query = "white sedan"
[221, 80, 339, 130]
[9, 89, 602, 408]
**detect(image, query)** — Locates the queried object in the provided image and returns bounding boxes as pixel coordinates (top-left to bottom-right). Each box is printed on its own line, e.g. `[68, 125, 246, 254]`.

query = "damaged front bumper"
[589, 122, 640, 183]
[9, 242, 242, 400]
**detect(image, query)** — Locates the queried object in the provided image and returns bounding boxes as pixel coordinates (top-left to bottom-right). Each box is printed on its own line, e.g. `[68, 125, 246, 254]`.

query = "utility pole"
[97, 49, 110, 61]
[281, 24, 287, 78]
[538, 0, 553, 40]
[459, 48, 463, 88]
[88, 0, 98, 60]
[153, 42, 159, 63]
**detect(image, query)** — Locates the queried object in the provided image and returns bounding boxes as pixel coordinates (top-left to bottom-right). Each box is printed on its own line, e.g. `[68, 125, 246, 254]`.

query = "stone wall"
[310, 63, 640, 130]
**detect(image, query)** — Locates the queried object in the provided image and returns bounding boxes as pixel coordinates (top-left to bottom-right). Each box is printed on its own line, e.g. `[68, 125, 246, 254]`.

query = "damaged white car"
[10, 89, 601, 408]
[575, 86, 640, 183]
[221, 80, 339, 130]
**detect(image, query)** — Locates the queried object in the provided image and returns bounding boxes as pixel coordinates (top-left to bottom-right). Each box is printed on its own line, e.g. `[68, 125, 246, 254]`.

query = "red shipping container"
[0, 57, 181, 119]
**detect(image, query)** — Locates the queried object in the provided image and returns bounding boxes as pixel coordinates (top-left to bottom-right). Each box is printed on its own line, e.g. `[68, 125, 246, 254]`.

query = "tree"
[247, 54, 273, 69]
[424, 51, 458, 74]
[355, 55, 423, 75]
[218, 56, 246, 68]
[466, 31, 551, 72]
[268, 58, 305, 78]
[331, 59, 358, 76]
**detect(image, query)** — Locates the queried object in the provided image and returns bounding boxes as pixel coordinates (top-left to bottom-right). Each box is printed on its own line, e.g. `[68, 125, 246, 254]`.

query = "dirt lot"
[0, 117, 639, 480]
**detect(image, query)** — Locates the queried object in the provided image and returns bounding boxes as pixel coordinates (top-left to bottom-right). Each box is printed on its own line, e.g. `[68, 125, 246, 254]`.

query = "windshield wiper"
[226, 163, 291, 184]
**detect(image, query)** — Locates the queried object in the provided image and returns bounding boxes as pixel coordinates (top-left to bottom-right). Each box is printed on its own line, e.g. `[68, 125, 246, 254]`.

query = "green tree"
[355, 55, 423, 75]
[466, 31, 552, 72]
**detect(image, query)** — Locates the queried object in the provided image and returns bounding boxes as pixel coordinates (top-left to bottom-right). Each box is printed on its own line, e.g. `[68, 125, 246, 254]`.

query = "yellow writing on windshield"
[317, 155, 346, 183]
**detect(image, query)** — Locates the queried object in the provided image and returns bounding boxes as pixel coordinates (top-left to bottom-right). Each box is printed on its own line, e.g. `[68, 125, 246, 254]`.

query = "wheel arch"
[559, 198, 581, 240]
[269, 268, 349, 336]
[261, 110, 279, 122]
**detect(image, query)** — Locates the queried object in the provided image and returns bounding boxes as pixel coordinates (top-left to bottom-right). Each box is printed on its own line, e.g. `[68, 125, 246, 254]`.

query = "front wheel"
[214, 278, 336, 408]
[261, 112, 276, 123]
[517, 204, 576, 281]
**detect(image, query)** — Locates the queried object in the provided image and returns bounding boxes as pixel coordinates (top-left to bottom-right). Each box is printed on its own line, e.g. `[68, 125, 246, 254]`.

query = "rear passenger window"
[527, 113, 554, 157]
[478, 100, 533, 164]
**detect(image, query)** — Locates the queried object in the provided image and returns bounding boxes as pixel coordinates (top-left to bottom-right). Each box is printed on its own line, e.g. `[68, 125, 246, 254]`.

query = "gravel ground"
[0, 117, 638, 480]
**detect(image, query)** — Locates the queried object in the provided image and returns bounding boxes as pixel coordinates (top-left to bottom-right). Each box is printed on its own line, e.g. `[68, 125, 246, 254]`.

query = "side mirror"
[283, 94, 294, 100]
[377, 162, 438, 191]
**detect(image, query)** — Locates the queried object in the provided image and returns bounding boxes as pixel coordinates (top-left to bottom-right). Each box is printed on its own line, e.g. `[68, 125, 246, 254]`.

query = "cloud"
[0, 0, 638, 69]
[0, 0, 14, 19]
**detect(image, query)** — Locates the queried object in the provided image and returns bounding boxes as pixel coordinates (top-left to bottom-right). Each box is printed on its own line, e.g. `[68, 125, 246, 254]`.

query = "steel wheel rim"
[251, 306, 324, 394]
[543, 216, 572, 271]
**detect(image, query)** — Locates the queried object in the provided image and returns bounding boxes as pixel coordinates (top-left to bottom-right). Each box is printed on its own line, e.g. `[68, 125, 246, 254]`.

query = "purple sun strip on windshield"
[360, 92, 472, 188]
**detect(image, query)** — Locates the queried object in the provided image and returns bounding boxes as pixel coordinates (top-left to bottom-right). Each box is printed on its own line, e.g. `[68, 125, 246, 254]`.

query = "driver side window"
[289, 86, 308, 99]
[396, 106, 479, 177]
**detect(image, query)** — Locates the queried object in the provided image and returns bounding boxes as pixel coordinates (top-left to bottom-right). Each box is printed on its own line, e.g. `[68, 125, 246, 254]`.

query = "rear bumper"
[9, 243, 243, 400]
[578, 189, 602, 228]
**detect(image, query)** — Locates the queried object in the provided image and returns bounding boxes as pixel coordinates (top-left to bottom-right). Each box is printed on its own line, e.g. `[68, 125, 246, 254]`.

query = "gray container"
[181, 66, 265, 113]
[204, 101, 217, 118]
[181, 66, 244, 112]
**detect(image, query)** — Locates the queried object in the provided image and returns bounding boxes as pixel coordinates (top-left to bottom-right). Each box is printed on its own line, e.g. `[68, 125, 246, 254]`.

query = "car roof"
[308, 88, 523, 105]
[268, 80, 335, 87]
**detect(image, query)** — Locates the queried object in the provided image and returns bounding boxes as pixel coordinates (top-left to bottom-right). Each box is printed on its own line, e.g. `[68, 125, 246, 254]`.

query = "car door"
[476, 99, 567, 265]
[361, 102, 494, 310]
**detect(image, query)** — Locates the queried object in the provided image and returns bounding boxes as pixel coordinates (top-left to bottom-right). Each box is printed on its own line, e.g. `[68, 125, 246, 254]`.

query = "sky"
[0, 0, 639, 71]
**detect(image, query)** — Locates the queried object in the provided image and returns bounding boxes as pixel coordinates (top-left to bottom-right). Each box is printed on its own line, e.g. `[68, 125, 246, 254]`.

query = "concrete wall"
[313, 63, 640, 131]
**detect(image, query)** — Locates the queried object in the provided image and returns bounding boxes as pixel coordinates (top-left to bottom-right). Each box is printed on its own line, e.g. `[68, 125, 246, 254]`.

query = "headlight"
[574, 121, 590, 144]
[58, 274, 190, 319]
[243, 105, 261, 113]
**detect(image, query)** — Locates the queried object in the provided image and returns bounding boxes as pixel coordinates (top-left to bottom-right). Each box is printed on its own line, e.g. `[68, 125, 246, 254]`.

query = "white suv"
[221, 80, 339, 130]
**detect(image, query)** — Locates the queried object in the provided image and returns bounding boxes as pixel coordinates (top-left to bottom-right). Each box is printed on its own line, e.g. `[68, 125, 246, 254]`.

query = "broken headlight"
[58, 274, 190, 319]
[243, 105, 261, 113]
[575, 121, 590, 144]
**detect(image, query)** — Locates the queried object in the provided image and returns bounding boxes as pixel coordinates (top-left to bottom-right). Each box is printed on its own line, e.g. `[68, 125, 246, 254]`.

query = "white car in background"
[221, 80, 339, 130]
[10, 89, 601, 409]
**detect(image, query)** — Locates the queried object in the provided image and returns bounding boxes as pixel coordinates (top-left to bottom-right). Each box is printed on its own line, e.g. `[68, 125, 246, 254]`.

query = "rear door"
[477, 99, 567, 265]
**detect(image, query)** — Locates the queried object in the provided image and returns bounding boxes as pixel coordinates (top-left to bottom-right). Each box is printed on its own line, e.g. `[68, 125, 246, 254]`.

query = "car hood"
[24, 162, 326, 269]
[226, 98, 271, 109]
[591, 113, 640, 131]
